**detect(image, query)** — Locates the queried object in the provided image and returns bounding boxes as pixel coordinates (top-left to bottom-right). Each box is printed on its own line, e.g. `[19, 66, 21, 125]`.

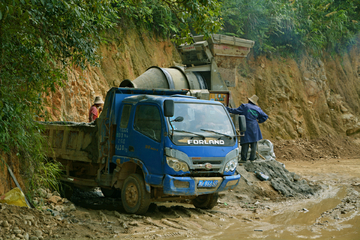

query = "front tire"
[121, 173, 150, 214]
[192, 193, 219, 209]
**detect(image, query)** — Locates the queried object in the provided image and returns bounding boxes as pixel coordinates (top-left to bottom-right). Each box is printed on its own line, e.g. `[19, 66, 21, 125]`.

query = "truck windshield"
[168, 102, 235, 140]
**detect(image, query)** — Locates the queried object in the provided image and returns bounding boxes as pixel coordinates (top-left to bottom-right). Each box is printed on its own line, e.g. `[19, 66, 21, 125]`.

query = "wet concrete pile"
[241, 160, 321, 198]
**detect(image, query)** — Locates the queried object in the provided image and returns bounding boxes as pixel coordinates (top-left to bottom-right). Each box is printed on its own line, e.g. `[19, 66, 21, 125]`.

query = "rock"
[48, 195, 62, 204]
[99, 211, 108, 222]
[16, 234, 24, 239]
[296, 127, 304, 135]
[21, 214, 35, 221]
[37, 188, 48, 198]
[51, 210, 60, 217]
[293, 174, 301, 181]
[114, 211, 122, 218]
[1, 220, 9, 227]
[46, 192, 53, 199]
[54, 205, 64, 212]
[119, 221, 128, 229]
[65, 204, 76, 212]
[52, 191, 61, 197]
[44, 210, 52, 215]
[13, 228, 22, 234]
[132, 214, 144, 219]
[34, 230, 43, 238]
[128, 221, 139, 226]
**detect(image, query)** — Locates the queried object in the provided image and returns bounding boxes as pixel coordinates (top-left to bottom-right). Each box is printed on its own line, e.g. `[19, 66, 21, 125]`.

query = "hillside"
[45, 28, 181, 122]
[48, 32, 360, 141]
[2, 30, 360, 195]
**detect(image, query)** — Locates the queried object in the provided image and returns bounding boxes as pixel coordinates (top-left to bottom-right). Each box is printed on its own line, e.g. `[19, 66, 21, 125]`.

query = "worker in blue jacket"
[226, 95, 268, 162]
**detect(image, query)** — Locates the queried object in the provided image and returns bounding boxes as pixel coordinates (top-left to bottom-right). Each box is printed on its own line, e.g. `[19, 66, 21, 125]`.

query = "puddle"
[269, 186, 347, 225]
[194, 186, 360, 240]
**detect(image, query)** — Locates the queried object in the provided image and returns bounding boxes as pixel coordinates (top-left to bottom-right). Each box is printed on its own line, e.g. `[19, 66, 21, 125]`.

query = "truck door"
[129, 104, 163, 175]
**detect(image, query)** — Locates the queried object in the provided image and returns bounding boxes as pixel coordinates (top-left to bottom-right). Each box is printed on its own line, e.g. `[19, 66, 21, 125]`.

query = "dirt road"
[0, 157, 359, 240]
[113, 158, 360, 240]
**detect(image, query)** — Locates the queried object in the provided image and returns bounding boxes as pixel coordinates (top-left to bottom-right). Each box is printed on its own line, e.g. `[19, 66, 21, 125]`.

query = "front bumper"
[163, 174, 241, 196]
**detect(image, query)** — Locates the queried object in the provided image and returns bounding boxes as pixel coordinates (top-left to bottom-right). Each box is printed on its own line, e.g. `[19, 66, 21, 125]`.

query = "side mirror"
[171, 116, 184, 122]
[238, 115, 246, 133]
[164, 100, 174, 117]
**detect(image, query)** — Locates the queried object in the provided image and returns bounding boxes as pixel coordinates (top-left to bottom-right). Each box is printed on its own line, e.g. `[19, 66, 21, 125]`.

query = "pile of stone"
[242, 160, 320, 198]
[0, 188, 76, 240]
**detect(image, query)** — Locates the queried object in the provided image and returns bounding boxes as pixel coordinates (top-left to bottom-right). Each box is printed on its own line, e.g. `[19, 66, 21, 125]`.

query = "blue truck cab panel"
[100, 87, 241, 198]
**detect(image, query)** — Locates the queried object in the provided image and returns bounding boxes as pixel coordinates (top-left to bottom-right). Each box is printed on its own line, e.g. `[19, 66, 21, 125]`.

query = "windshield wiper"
[173, 129, 205, 139]
[200, 129, 233, 139]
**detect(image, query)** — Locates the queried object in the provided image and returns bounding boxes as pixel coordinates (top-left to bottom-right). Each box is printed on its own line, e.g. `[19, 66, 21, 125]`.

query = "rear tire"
[121, 173, 150, 214]
[192, 193, 219, 209]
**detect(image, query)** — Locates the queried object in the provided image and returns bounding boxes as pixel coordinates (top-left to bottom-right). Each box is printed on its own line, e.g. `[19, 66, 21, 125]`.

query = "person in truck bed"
[88, 96, 104, 122]
[226, 95, 268, 162]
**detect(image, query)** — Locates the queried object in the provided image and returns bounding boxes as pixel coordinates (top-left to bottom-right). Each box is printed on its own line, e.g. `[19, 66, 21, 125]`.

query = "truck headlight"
[167, 157, 189, 172]
[224, 159, 237, 172]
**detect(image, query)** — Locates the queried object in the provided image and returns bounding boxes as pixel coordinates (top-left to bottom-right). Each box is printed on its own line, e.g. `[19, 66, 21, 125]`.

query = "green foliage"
[0, 0, 114, 193]
[113, 0, 177, 37]
[220, 0, 360, 56]
[0, 0, 223, 194]
[112, 0, 223, 43]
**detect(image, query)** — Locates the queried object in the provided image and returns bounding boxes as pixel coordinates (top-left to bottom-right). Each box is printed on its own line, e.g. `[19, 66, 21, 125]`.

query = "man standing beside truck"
[226, 95, 268, 162]
[88, 96, 104, 122]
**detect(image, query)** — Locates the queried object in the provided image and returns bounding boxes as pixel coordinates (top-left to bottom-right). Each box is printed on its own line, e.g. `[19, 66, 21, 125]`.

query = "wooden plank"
[76, 131, 84, 151]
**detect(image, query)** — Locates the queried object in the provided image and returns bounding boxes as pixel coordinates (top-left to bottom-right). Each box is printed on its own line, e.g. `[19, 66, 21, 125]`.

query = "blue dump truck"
[42, 87, 243, 214]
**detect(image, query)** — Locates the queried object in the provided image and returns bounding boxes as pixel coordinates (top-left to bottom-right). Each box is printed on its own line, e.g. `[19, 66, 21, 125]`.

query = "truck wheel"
[192, 193, 219, 209]
[121, 173, 150, 214]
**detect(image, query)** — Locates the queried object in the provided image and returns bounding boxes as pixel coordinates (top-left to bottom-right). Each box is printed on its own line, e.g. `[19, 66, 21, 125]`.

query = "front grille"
[190, 158, 224, 173]
[193, 160, 222, 165]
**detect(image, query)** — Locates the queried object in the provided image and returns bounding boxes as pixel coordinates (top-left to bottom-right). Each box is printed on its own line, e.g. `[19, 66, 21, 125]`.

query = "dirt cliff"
[48, 31, 360, 142]
[45, 31, 360, 163]
[45, 28, 181, 122]
[226, 48, 360, 141]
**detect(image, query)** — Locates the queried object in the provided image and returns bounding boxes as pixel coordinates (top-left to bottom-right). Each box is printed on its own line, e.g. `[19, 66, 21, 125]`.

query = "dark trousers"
[240, 142, 257, 161]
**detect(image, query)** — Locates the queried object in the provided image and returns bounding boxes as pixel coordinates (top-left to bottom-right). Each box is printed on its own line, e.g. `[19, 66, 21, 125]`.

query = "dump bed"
[41, 122, 99, 163]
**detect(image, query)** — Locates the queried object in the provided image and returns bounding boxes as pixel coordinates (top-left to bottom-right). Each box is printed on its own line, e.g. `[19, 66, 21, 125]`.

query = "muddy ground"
[0, 137, 359, 240]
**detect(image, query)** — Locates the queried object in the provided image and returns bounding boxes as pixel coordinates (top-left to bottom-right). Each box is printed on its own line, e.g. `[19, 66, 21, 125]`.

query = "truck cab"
[103, 88, 240, 213]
